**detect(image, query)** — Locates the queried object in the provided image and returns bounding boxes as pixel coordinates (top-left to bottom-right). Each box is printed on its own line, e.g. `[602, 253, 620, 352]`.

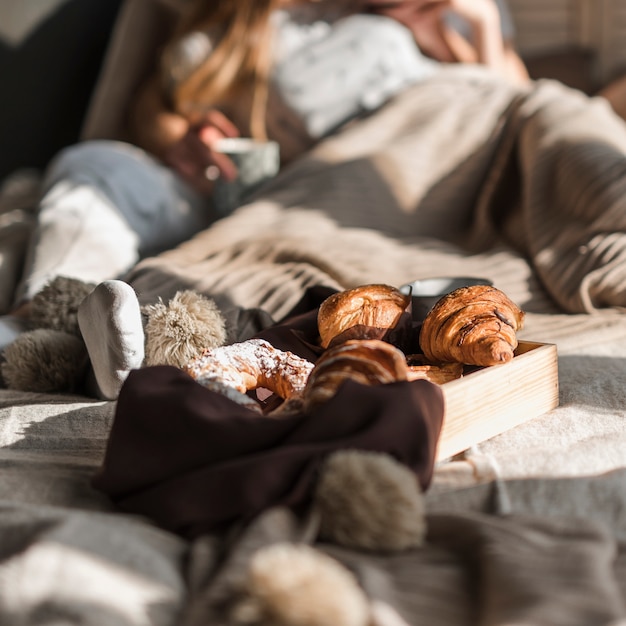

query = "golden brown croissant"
[303, 339, 408, 411]
[317, 284, 411, 349]
[406, 354, 464, 384]
[419, 285, 525, 367]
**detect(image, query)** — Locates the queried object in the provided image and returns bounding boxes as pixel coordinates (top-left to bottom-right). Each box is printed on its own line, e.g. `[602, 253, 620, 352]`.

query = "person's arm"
[364, 0, 529, 84]
[443, 0, 528, 84]
[441, 24, 528, 85]
[500, 41, 529, 85]
[129, 73, 240, 195]
[129, 74, 190, 161]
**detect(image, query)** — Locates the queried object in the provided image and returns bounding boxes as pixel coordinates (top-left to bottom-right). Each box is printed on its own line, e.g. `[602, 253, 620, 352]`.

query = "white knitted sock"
[78, 280, 145, 400]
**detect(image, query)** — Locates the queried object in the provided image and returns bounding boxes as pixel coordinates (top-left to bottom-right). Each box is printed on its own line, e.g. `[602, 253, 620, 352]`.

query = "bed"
[2, 2, 626, 625]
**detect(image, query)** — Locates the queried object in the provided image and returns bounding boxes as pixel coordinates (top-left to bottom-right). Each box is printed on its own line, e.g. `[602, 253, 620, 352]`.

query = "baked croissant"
[184, 338, 314, 400]
[419, 285, 525, 367]
[303, 339, 408, 411]
[317, 284, 410, 349]
[406, 354, 464, 384]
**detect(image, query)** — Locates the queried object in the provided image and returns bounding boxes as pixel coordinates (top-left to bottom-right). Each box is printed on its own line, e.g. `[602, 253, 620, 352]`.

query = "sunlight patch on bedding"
[0, 400, 114, 449]
[0, 542, 179, 625]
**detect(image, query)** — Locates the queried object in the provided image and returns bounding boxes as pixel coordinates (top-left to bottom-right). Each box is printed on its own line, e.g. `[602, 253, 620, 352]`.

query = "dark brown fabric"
[93, 368, 443, 538]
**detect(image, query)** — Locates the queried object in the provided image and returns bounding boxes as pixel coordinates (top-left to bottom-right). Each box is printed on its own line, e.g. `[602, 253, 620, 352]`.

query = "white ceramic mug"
[400, 277, 494, 321]
[211, 138, 280, 216]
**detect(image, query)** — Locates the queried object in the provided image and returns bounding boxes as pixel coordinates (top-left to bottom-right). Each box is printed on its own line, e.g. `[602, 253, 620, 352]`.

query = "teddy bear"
[0, 276, 227, 393]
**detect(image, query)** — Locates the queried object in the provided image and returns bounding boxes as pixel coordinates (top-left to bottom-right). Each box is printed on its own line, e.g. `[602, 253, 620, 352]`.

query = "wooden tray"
[436, 341, 559, 461]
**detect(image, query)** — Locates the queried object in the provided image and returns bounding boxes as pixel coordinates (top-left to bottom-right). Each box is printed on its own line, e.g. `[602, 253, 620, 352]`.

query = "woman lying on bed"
[3, 0, 626, 397]
[0, 0, 531, 395]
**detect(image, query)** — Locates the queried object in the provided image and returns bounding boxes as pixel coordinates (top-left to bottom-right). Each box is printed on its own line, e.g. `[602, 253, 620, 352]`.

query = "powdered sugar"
[185, 338, 313, 397]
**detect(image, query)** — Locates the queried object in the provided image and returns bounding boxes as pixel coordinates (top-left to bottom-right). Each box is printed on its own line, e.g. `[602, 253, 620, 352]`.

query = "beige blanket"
[128, 65, 626, 317]
[2, 66, 626, 624]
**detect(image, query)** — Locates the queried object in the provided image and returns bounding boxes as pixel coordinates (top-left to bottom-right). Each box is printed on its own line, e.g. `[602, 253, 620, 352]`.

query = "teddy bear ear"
[142, 290, 226, 369]
[1, 328, 88, 393]
[30, 276, 96, 336]
[1, 276, 97, 393]
[232, 542, 371, 626]
[313, 450, 427, 552]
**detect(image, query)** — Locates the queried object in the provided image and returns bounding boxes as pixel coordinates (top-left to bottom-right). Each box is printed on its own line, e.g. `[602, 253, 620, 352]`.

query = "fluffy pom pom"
[314, 450, 426, 551]
[30, 276, 96, 335]
[1, 328, 88, 393]
[143, 290, 226, 368]
[232, 543, 370, 626]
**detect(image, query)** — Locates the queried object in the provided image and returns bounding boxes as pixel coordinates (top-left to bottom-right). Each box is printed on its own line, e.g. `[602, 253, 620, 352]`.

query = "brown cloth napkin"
[92, 289, 444, 538]
[92, 369, 443, 538]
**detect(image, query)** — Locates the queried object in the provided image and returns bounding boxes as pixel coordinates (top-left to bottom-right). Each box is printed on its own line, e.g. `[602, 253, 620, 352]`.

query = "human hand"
[364, 0, 498, 28]
[364, 0, 528, 82]
[364, 0, 457, 62]
[364, 0, 502, 64]
[440, 0, 506, 69]
[164, 109, 240, 195]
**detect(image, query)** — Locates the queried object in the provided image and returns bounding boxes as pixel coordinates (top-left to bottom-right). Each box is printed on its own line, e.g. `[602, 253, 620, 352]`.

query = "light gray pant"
[16, 140, 213, 302]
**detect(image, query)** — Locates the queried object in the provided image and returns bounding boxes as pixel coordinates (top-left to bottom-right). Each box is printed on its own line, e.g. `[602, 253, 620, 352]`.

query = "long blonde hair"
[170, 0, 289, 140]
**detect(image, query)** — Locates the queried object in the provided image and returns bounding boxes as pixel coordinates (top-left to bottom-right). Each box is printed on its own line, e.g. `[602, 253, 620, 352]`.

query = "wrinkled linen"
[180, 507, 626, 626]
[2, 65, 626, 624]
